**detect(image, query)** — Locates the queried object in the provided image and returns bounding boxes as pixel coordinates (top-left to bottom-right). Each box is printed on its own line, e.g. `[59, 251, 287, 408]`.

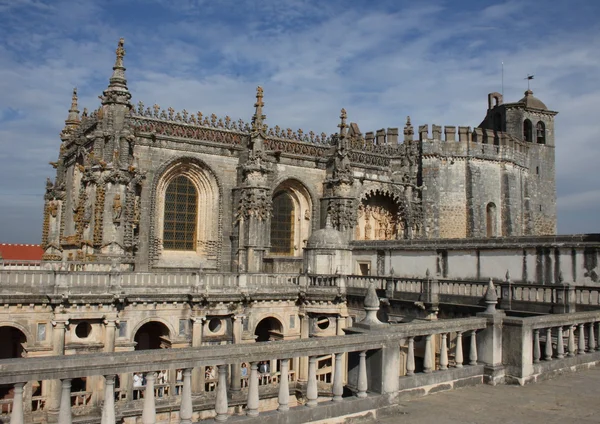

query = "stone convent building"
[42, 38, 557, 274]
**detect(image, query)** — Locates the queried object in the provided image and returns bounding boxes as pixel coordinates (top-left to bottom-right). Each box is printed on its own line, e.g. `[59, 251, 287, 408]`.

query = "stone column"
[544, 328, 553, 360]
[179, 369, 193, 424]
[246, 363, 259, 417]
[277, 359, 290, 411]
[230, 315, 243, 393]
[556, 326, 565, 358]
[141, 373, 156, 424]
[101, 375, 116, 424]
[423, 334, 433, 373]
[356, 351, 367, 398]
[10, 382, 24, 424]
[49, 319, 69, 419]
[469, 330, 478, 365]
[455, 332, 464, 367]
[214, 365, 229, 422]
[589, 323, 596, 352]
[578, 324, 586, 354]
[336, 316, 347, 383]
[298, 313, 309, 382]
[58, 379, 72, 424]
[306, 357, 318, 407]
[104, 318, 117, 353]
[440, 333, 448, 370]
[332, 353, 343, 401]
[406, 337, 415, 375]
[191, 317, 205, 393]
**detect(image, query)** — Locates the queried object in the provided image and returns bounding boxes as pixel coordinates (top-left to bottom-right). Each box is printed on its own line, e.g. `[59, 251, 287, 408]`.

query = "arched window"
[271, 192, 295, 255]
[523, 119, 533, 142]
[163, 175, 197, 250]
[536, 121, 546, 144]
[486, 202, 497, 237]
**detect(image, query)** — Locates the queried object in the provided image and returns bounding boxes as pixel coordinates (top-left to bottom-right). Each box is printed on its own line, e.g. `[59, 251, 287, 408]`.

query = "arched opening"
[254, 317, 283, 342]
[486, 203, 498, 237]
[134, 321, 171, 350]
[0, 326, 26, 359]
[536, 121, 546, 144]
[163, 175, 198, 251]
[271, 192, 295, 255]
[523, 119, 533, 142]
[269, 180, 312, 257]
[356, 192, 401, 240]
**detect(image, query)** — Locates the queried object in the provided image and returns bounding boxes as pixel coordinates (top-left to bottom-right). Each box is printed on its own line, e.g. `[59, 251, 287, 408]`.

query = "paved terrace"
[377, 366, 600, 424]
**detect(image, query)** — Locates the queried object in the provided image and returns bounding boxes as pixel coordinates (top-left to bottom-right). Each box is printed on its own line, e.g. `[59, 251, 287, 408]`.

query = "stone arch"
[487, 92, 503, 109]
[536, 121, 546, 144]
[523, 119, 533, 142]
[133, 319, 173, 350]
[270, 179, 313, 256]
[254, 316, 284, 342]
[150, 157, 222, 269]
[0, 325, 28, 359]
[355, 188, 405, 241]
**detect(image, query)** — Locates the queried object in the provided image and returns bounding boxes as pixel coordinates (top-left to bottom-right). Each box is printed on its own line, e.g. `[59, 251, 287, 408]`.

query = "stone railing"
[503, 310, 600, 385]
[0, 316, 490, 424]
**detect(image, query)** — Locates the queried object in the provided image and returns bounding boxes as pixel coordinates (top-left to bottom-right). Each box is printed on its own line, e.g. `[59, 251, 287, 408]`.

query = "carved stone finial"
[358, 283, 383, 326]
[325, 214, 332, 229]
[251, 86, 266, 133]
[505, 269, 511, 283]
[425, 268, 430, 279]
[102, 38, 131, 107]
[484, 278, 498, 314]
[115, 38, 125, 67]
[558, 270, 565, 285]
[338, 108, 348, 140]
[404, 115, 414, 141]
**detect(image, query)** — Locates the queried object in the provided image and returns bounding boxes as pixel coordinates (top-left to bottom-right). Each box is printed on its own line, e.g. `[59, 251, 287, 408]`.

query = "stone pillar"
[423, 334, 433, 373]
[556, 326, 565, 358]
[298, 313, 309, 382]
[191, 317, 205, 393]
[104, 319, 117, 353]
[306, 357, 318, 407]
[230, 316, 243, 393]
[406, 337, 415, 375]
[568, 326, 576, 357]
[469, 330, 478, 365]
[356, 351, 367, 398]
[101, 375, 116, 424]
[58, 379, 72, 424]
[10, 383, 25, 424]
[578, 324, 586, 354]
[214, 365, 229, 422]
[589, 323, 596, 352]
[277, 359, 290, 412]
[455, 332, 463, 367]
[246, 363, 259, 417]
[533, 329, 541, 363]
[49, 319, 69, 419]
[141, 373, 156, 424]
[336, 316, 347, 383]
[332, 353, 343, 401]
[179, 369, 193, 424]
[545, 328, 553, 360]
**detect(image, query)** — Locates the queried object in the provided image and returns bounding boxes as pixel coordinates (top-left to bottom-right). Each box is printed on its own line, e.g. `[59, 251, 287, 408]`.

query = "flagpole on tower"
[501, 62, 504, 97]
[526, 74, 534, 90]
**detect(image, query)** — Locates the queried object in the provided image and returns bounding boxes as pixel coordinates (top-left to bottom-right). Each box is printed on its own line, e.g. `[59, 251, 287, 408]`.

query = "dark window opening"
[523, 119, 533, 142]
[536, 121, 546, 144]
[163, 175, 197, 250]
[270, 192, 294, 255]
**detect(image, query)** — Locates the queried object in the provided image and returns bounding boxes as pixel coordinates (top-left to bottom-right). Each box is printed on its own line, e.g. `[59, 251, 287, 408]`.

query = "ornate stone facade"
[42, 39, 557, 272]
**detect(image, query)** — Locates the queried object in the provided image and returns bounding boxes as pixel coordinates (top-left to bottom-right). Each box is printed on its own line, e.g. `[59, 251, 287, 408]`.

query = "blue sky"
[0, 0, 599, 243]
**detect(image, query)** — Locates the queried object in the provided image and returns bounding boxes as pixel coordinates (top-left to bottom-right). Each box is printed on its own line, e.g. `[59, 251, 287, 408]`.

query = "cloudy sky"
[0, 0, 599, 243]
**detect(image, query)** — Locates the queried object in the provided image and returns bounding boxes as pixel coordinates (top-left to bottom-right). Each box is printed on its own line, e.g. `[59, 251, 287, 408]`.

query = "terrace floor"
[379, 367, 600, 424]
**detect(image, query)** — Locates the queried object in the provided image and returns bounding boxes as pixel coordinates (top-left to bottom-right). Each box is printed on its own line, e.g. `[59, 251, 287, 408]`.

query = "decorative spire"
[404, 116, 414, 142]
[101, 38, 131, 107]
[484, 278, 498, 314]
[251, 86, 266, 133]
[360, 283, 383, 325]
[338, 108, 348, 140]
[61, 88, 80, 137]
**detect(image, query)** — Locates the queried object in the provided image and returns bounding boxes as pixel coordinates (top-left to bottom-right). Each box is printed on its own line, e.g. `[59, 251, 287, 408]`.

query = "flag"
[527, 75, 534, 80]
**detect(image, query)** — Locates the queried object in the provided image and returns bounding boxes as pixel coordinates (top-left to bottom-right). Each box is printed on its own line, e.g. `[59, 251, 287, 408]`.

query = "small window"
[536, 166, 540, 175]
[539, 205, 543, 212]
[179, 319, 187, 336]
[536, 121, 546, 144]
[208, 318, 222, 333]
[523, 119, 533, 142]
[75, 322, 92, 339]
[357, 261, 371, 276]
[118, 321, 127, 338]
[37, 323, 46, 342]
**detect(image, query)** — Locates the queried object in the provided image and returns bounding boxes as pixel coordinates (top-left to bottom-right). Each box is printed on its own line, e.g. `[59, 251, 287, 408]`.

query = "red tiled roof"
[0, 244, 44, 261]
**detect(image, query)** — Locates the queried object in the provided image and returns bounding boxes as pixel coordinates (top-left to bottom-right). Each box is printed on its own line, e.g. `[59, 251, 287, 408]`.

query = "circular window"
[316, 317, 330, 330]
[75, 322, 92, 339]
[208, 318, 222, 333]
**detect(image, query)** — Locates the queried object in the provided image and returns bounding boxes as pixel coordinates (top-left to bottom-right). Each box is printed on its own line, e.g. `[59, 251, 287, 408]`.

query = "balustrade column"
[58, 379, 72, 424]
[9, 382, 24, 424]
[533, 329, 541, 363]
[597, 322, 600, 350]
[277, 359, 290, 411]
[406, 337, 415, 375]
[357, 351, 367, 398]
[214, 365, 229, 422]
[306, 357, 318, 407]
[101, 375, 116, 424]
[191, 317, 205, 393]
[589, 323, 596, 352]
[545, 328, 553, 361]
[469, 330, 478, 365]
[246, 363, 259, 417]
[179, 369, 193, 424]
[141, 373, 156, 424]
[332, 353, 344, 401]
[455, 332, 463, 368]
[439, 333, 448, 370]
[298, 314, 310, 382]
[568, 326, 576, 357]
[556, 326, 565, 359]
[49, 319, 68, 416]
[230, 316, 243, 393]
[104, 319, 117, 353]
[423, 335, 433, 373]
[578, 324, 586, 354]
